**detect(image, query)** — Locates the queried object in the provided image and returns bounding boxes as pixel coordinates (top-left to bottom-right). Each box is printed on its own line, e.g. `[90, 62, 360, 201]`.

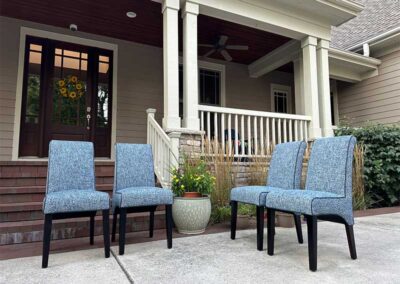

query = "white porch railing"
[146, 109, 177, 188]
[199, 105, 311, 157]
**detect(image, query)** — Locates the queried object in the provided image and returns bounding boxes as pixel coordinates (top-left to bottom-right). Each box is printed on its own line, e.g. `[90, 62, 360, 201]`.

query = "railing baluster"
[234, 114, 239, 156]
[221, 113, 225, 154]
[277, 118, 281, 144]
[254, 116, 258, 156]
[260, 117, 264, 156]
[207, 111, 211, 143]
[200, 111, 204, 154]
[288, 119, 293, 142]
[283, 118, 287, 143]
[294, 120, 298, 141]
[241, 115, 245, 156]
[214, 112, 218, 148]
[266, 117, 270, 154]
[228, 114, 232, 156]
[247, 116, 251, 156]
[272, 118, 276, 147]
[300, 120, 304, 141]
[305, 121, 309, 142]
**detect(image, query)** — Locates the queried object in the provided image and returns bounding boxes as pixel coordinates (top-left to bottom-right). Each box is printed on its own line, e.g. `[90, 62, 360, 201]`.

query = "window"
[271, 84, 291, 114]
[179, 66, 221, 118]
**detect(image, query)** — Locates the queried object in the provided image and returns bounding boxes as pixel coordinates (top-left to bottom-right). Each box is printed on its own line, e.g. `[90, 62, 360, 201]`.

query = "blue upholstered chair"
[111, 143, 174, 255]
[265, 136, 357, 271]
[230, 141, 307, 250]
[42, 140, 110, 268]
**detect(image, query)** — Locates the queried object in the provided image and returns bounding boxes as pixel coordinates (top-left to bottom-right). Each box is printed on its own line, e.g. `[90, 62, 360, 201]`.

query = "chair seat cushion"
[265, 189, 343, 215]
[43, 190, 110, 214]
[231, 186, 282, 206]
[112, 187, 173, 209]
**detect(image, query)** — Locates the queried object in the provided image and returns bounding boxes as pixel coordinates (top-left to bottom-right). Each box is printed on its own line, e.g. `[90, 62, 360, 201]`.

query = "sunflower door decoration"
[56, 75, 86, 100]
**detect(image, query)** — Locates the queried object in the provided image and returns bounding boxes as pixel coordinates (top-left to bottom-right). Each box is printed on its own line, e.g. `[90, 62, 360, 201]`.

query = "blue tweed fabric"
[230, 141, 307, 206]
[43, 140, 110, 214]
[112, 144, 173, 210]
[265, 136, 356, 225]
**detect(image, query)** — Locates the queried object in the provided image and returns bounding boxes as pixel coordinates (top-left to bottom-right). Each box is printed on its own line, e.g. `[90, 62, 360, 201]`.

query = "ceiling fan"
[199, 35, 249, 62]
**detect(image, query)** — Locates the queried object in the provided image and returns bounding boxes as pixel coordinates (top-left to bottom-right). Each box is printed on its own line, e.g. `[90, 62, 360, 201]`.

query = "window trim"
[179, 58, 226, 107]
[270, 83, 292, 114]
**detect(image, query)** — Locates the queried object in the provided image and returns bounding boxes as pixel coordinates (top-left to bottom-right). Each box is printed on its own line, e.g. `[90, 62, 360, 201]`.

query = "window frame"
[270, 83, 292, 114]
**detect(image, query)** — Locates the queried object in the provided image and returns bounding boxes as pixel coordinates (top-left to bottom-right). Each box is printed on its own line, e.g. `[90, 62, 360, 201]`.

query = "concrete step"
[0, 211, 166, 245]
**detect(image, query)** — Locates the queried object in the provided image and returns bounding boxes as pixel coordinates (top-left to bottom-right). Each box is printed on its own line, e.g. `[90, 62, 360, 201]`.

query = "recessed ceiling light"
[126, 11, 137, 18]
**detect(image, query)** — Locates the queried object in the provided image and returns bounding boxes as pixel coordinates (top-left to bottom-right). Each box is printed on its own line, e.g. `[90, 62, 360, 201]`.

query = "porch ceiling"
[0, 0, 291, 65]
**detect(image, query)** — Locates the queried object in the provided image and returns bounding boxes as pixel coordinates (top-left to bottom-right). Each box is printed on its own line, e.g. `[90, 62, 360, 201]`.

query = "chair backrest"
[114, 143, 155, 192]
[305, 136, 356, 197]
[46, 140, 95, 193]
[267, 141, 307, 189]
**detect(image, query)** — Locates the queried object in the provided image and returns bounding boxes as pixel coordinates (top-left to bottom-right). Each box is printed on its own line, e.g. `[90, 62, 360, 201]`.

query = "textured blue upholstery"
[44, 190, 109, 214]
[43, 140, 110, 214]
[265, 136, 356, 224]
[112, 187, 173, 208]
[230, 141, 307, 206]
[112, 144, 173, 210]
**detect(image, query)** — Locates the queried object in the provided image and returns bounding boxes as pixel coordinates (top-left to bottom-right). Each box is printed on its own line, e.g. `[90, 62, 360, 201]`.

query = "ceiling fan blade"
[226, 45, 249, 50]
[218, 35, 229, 46]
[198, 44, 214, 48]
[221, 49, 232, 61]
[203, 48, 217, 58]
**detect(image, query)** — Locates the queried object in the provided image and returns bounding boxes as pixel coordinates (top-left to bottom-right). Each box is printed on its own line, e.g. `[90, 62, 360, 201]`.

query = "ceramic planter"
[172, 196, 211, 234]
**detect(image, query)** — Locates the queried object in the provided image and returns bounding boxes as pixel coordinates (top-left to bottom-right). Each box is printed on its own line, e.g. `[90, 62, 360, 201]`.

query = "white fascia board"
[328, 48, 381, 82]
[248, 40, 300, 78]
[189, 0, 331, 40]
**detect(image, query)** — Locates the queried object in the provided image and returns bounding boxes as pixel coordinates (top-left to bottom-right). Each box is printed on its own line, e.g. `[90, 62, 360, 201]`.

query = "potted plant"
[171, 157, 215, 234]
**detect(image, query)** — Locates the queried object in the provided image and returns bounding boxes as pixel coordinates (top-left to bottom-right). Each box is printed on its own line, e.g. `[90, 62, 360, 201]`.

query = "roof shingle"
[331, 0, 400, 50]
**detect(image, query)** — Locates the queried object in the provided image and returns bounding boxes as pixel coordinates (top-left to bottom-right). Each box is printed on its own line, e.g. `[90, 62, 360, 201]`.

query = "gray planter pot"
[172, 196, 211, 234]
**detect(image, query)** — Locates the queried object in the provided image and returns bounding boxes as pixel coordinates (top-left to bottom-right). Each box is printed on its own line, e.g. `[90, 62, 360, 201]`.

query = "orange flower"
[69, 91, 77, 99]
[70, 76, 78, 83]
[58, 80, 65, 87]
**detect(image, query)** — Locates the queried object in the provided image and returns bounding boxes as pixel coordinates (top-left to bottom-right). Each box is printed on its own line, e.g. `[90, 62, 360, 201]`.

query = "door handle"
[86, 114, 91, 130]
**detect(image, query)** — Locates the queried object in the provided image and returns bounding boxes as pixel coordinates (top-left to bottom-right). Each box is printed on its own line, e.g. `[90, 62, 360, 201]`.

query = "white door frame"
[12, 27, 118, 161]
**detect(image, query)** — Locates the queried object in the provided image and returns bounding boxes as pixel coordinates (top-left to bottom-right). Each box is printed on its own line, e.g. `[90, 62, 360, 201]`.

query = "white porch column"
[182, 1, 200, 130]
[293, 56, 305, 115]
[301, 36, 322, 138]
[317, 39, 334, 137]
[162, 0, 181, 129]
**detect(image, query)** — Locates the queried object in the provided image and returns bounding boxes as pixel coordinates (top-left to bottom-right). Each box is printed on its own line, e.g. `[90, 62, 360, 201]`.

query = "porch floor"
[1, 211, 399, 283]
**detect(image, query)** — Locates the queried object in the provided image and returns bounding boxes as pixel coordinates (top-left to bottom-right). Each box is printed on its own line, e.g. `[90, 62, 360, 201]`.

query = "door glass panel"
[97, 55, 110, 127]
[52, 48, 88, 126]
[274, 91, 288, 113]
[25, 44, 42, 124]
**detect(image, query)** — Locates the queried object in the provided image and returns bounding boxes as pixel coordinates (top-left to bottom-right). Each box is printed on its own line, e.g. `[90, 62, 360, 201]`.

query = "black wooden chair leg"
[42, 214, 52, 268]
[256, 206, 264, 251]
[149, 210, 155, 238]
[119, 208, 127, 255]
[102, 209, 110, 258]
[306, 215, 318, 271]
[267, 208, 275, 256]
[293, 213, 304, 244]
[345, 224, 357, 260]
[90, 214, 95, 245]
[231, 201, 238, 240]
[166, 205, 173, 249]
[112, 209, 118, 242]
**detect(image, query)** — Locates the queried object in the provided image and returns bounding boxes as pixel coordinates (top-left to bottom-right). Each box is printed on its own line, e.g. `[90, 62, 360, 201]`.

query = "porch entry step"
[0, 211, 166, 245]
[0, 184, 113, 204]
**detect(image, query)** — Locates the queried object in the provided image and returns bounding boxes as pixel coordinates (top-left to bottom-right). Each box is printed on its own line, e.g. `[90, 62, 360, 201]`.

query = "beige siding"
[337, 49, 400, 126]
[0, 16, 294, 161]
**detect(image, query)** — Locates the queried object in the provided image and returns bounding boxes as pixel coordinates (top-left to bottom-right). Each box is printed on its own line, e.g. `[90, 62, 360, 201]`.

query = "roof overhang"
[248, 44, 381, 83]
[329, 48, 381, 83]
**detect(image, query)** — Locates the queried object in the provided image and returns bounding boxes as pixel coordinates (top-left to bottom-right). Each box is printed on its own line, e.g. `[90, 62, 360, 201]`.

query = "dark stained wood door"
[19, 36, 113, 157]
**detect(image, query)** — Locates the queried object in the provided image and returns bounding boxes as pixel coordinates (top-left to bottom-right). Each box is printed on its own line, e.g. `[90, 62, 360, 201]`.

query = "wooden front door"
[19, 36, 113, 157]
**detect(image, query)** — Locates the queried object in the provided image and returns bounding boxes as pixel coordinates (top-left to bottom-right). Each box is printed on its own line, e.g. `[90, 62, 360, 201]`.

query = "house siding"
[337, 49, 400, 125]
[0, 16, 293, 161]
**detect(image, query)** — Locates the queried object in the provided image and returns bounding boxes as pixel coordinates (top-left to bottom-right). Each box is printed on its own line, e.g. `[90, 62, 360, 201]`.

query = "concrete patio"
[1, 213, 399, 283]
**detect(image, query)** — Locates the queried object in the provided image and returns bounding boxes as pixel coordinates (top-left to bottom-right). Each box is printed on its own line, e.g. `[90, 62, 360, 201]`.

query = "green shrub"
[335, 124, 400, 207]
